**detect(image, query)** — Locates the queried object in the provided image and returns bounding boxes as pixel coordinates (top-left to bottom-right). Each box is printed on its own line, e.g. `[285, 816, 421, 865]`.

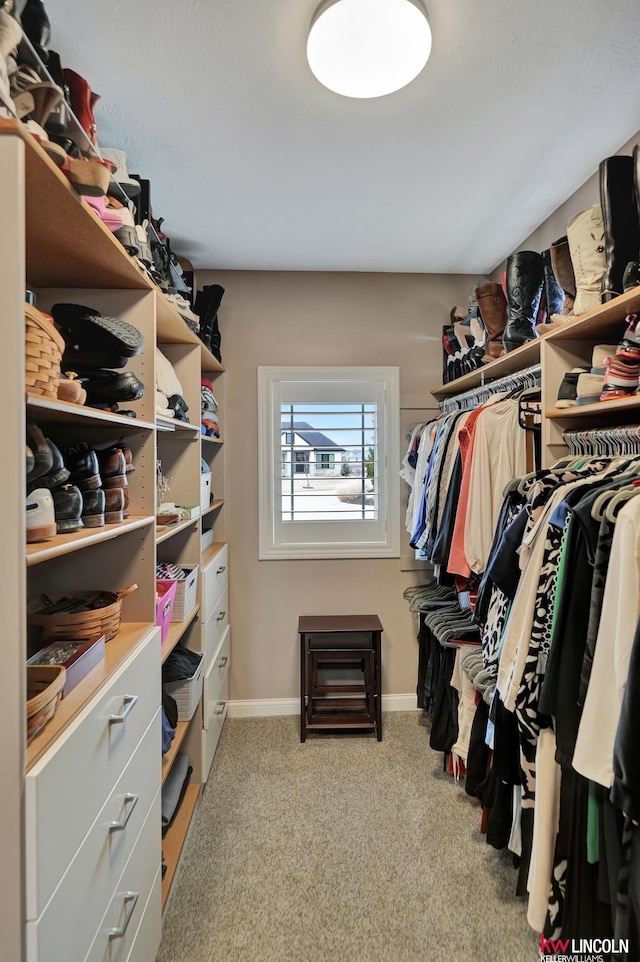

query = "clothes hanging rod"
[439, 363, 542, 413]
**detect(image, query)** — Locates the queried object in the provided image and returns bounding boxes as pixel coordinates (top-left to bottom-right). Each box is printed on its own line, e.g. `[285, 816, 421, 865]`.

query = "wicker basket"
[26, 664, 66, 741]
[25, 304, 65, 400]
[28, 585, 137, 643]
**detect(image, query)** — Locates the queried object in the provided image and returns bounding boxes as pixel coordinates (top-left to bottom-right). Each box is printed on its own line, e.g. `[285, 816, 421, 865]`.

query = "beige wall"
[197, 269, 473, 702]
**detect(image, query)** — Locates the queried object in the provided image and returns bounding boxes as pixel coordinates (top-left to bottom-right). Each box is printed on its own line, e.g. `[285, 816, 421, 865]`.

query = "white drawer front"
[26, 630, 160, 919]
[202, 675, 228, 781]
[203, 589, 228, 670]
[26, 713, 160, 962]
[125, 866, 161, 962]
[201, 544, 228, 623]
[203, 627, 230, 731]
[84, 791, 161, 962]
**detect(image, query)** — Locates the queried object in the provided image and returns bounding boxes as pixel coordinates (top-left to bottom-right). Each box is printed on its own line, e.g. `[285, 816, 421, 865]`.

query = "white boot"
[549, 205, 606, 326]
[26, 488, 56, 543]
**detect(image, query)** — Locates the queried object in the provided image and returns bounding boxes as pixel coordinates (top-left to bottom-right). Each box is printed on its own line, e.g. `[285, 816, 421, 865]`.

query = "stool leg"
[300, 633, 306, 743]
[374, 631, 382, 741]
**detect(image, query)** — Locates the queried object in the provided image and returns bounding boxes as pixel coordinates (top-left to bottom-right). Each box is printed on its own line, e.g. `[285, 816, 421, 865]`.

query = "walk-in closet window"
[258, 366, 400, 559]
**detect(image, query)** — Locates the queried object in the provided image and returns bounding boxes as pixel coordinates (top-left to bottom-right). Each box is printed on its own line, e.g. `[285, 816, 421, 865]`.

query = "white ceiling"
[46, 0, 640, 273]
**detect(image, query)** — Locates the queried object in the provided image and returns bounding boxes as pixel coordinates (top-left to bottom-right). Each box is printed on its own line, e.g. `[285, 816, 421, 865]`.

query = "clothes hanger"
[604, 484, 640, 522]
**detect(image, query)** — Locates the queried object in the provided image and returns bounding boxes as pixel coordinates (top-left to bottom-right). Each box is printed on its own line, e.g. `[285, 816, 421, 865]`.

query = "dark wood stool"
[298, 615, 383, 742]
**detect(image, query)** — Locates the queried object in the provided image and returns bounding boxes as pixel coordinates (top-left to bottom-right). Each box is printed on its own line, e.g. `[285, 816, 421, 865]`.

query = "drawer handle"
[109, 891, 139, 940]
[109, 694, 138, 725]
[216, 565, 226, 574]
[217, 611, 226, 621]
[110, 793, 139, 833]
[216, 701, 226, 715]
[217, 655, 228, 668]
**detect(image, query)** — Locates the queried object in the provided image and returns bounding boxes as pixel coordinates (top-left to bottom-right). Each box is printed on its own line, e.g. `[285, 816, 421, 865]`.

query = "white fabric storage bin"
[201, 472, 212, 511]
[164, 652, 204, 721]
[157, 565, 199, 622]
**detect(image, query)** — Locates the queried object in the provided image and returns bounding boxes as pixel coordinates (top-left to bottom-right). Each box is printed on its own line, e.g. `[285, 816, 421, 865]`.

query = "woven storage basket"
[26, 664, 66, 741]
[24, 304, 65, 400]
[28, 585, 137, 643]
[164, 652, 204, 721]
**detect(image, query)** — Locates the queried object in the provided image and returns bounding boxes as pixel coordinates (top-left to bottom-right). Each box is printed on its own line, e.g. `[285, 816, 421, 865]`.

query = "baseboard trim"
[227, 694, 418, 718]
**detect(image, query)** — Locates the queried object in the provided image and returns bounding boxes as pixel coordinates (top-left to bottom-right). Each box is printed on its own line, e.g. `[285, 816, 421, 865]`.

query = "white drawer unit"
[25, 629, 161, 920]
[201, 544, 228, 623]
[203, 588, 228, 670]
[83, 790, 161, 962]
[202, 674, 229, 781]
[25, 713, 161, 962]
[203, 626, 230, 731]
[124, 867, 162, 962]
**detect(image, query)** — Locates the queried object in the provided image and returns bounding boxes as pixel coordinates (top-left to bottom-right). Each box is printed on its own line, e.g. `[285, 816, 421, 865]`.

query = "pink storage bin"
[156, 580, 177, 643]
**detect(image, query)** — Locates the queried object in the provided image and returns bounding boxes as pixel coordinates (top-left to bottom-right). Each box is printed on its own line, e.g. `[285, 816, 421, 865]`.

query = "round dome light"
[307, 0, 432, 99]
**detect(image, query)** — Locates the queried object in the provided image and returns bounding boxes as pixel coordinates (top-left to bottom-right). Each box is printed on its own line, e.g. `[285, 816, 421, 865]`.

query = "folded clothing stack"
[201, 375, 219, 437]
[155, 347, 189, 422]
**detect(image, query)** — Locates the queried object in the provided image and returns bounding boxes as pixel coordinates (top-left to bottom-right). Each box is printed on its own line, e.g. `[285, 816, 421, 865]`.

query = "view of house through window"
[280, 404, 378, 521]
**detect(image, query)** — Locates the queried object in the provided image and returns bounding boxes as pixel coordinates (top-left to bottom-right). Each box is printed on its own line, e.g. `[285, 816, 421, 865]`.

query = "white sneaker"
[26, 488, 56, 543]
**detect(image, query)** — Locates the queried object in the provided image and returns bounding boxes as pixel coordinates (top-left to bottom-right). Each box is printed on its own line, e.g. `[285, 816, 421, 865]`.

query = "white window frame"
[258, 366, 400, 560]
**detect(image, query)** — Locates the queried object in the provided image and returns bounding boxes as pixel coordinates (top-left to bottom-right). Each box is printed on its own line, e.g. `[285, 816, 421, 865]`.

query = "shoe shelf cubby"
[27, 515, 154, 566]
[27, 395, 156, 431]
[431, 284, 640, 402]
[546, 395, 640, 419]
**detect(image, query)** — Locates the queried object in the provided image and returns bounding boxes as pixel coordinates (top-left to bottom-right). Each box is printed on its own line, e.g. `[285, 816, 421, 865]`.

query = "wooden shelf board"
[201, 541, 226, 570]
[200, 344, 224, 373]
[202, 499, 224, 517]
[0, 120, 155, 290]
[27, 394, 155, 431]
[431, 338, 542, 400]
[546, 396, 640, 419]
[547, 287, 640, 341]
[161, 782, 201, 910]
[26, 516, 154, 567]
[161, 720, 191, 786]
[161, 605, 200, 665]
[156, 516, 199, 545]
[26, 622, 154, 771]
[430, 287, 640, 401]
[156, 298, 201, 348]
[155, 416, 198, 437]
[201, 435, 223, 445]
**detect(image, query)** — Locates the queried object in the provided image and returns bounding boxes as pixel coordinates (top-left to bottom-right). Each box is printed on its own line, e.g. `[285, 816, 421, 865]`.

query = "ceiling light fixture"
[307, 0, 432, 99]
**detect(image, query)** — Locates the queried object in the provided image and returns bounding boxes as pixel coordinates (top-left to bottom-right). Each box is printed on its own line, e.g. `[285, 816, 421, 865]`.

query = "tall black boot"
[623, 144, 640, 293]
[502, 251, 544, 352]
[194, 284, 224, 361]
[599, 155, 640, 302]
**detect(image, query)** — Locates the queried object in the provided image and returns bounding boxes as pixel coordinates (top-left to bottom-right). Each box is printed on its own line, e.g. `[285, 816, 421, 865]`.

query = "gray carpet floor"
[158, 713, 540, 962]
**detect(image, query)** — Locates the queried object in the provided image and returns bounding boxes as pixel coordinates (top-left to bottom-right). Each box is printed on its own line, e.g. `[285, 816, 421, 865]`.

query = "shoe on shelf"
[51, 303, 144, 358]
[104, 487, 125, 524]
[52, 483, 83, 533]
[63, 442, 101, 491]
[81, 488, 105, 528]
[591, 344, 617, 375]
[26, 444, 35, 475]
[554, 368, 589, 409]
[56, 372, 87, 405]
[600, 353, 640, 401]
[98, 446, 127, 489]
[26, 438, 70, 493]
[76, 369, 145, 406]
[576, 372, 605, 406]
[26, 421, 52, 487]
[617, 313, 640, 362]
[82, 192, 127, 229]
[26, 488, 56, 543]
[99, 147, 141, 200]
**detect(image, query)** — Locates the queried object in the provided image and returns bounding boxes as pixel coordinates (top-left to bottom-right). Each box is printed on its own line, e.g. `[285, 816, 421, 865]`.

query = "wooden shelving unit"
[27, 395, 156, 430]
[161, 783, 200, 909]
[27, 516, 154, 566]
[156, 517, 199, 545]
[202, 499, 224, 517]
[547, 396, 640, 419]
[161, 721, 190, 786]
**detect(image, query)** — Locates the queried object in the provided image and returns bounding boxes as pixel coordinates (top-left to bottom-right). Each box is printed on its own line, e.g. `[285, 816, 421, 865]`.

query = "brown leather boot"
[476, 282, 507, 360]
[550, 235, 576, 315]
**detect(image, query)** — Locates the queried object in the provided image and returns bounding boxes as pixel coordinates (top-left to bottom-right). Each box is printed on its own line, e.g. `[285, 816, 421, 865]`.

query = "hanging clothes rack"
[439, 364, 542, 413]
[564, 424, 640, 457]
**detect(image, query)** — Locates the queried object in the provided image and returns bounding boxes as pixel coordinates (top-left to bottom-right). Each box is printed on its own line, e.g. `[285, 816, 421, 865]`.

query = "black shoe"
[194, 284, 223, 361]
[81, 488, 105, 527]
[51, 304, 144, 358]
[26, 422, 52, 487]
[63, 442, 101, 491]
[75, 369, 145, 405]
[502, 251, 544, 352]
[52, 484, 83, 533]
[167, 394, 189, 421]
[27, 438, 70, 493]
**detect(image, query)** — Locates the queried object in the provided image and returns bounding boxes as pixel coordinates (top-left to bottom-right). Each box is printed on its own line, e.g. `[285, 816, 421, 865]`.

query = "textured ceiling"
[46, 0, 640, 273]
